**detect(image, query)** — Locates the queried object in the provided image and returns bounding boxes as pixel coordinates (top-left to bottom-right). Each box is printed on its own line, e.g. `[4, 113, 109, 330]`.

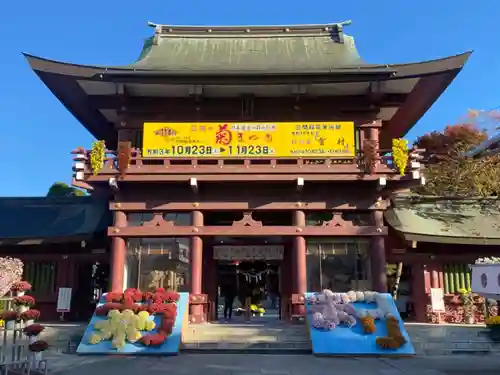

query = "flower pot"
[18, 306, 29, 314]
[465, 316, 474, 324]
[30, 351, 43, 369]
[16, 291, 25, 297]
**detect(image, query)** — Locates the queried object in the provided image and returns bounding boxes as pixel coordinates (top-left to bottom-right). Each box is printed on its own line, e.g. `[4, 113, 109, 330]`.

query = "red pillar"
[110, 211, 127, 292]
[292, 210, 307, 315]
[431, 266, 439, 289]
[411, 262, 428, 322]
[190, 210, 204, 322]
[371, 210, 387, 293]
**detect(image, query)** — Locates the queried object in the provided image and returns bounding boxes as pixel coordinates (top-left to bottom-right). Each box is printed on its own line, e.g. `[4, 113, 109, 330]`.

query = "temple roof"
[385, 195, 500, 245]
[463, 133, 500, 158]
[0, 196, 111, 245]
[23, 21, 472, 148]
[117, 21, 389, 74]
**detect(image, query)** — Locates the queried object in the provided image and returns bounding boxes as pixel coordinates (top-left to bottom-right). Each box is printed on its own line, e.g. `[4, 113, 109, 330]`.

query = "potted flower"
[20, 309, 40, 325]
[10, 281, 32, 296]
[0, 310, 19, 330]
[23, 324, 45, 339]
[458, 288, 475, 324]
[13, 295, 35, 313]
[28, 340, 49, 368]
[249, 304, 265, 317]
[485, 316, 500, 341]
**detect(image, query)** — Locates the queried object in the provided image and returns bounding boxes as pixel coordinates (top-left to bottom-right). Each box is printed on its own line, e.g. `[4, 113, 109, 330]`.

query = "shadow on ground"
[48, 354, 500, 375]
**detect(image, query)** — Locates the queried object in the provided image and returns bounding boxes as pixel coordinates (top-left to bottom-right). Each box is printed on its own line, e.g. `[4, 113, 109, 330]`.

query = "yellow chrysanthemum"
[88, 333, 102, 345]
[88, 308, 155, 349]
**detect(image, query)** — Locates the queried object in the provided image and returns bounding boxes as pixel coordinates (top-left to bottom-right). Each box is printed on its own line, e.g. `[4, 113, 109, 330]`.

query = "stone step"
[182, 321, 311, 354]
[405, 323, 500, 356]
[181, 342, 312, 354]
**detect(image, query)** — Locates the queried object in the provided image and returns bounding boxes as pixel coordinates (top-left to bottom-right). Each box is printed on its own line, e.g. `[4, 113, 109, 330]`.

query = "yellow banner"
[142, 122, 355, 158]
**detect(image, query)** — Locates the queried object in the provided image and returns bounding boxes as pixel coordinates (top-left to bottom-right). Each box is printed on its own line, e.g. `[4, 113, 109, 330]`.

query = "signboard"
[142, 122, 355, 158]
[213, 245, 284, 261]
[56, 287, 72, 313]
[430, 288, 445, 313]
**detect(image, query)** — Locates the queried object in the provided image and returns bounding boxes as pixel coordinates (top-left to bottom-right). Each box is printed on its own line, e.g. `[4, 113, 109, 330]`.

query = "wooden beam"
[87, 173, 406, 183]
[387, 253, 483, 263]
[107, 225, 388, 237]
[110, 199, 389, 211]
[87, 94, 407, 111]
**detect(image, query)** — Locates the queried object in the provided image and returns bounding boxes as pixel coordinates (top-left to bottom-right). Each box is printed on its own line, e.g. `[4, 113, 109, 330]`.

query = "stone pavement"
[43, 353, 500, 375]
[182, 320, 311, 353]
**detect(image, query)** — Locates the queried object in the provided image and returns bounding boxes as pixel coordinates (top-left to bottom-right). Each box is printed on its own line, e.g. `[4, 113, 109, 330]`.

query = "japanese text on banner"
[142, 122, 355, 158]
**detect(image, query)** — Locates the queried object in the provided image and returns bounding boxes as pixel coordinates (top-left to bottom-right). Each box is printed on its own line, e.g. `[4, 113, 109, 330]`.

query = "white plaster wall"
[471, 264, 500, 296]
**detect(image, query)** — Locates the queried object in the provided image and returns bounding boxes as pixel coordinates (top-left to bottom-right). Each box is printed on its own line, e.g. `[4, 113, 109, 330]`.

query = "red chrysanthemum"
[105, 292, 123, 303]
[124, 288, 143, 302]
[11, 281, 32, 292]
[140, 333, 166, 346]
[0, 311, 19, 321]
[20, 309, 40, 321]
[13, 295, 35, 307]
[28, 340, 49, 352]
[23, 324, 45, 337]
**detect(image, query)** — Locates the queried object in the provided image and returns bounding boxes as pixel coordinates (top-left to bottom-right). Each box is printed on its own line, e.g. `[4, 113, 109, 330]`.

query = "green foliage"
[413, 123, 500, 197]
[47, 182, 86, 197]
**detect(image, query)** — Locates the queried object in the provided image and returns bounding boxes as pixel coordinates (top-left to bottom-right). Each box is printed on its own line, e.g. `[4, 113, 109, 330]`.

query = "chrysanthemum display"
[87, 288, 179, 350]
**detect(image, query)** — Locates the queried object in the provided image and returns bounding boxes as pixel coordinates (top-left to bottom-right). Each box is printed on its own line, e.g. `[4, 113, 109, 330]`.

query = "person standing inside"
[222, 282, 236, 321]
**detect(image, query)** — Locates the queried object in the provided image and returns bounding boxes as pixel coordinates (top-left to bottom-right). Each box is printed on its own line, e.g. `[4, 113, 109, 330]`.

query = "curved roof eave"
[380, 51, 472, 147]
[388, 51, 472, 79]
[24, 53, 117, 146]
[23, 51, 472, 149]
[23, 51, 472, 79]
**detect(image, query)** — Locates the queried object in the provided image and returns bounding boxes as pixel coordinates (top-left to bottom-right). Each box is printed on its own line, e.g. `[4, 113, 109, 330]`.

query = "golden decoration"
[90, 140, 106, 176]
[392, 138, 409, 176]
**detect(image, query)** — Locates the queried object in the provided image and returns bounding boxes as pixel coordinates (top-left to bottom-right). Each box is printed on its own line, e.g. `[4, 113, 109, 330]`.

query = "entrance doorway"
[216, 260, 281, 322]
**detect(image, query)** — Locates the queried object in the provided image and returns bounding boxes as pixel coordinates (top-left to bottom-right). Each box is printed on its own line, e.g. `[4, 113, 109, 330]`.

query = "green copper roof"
[125, 23, 391, 74]
[0, 196, 111, 242]
[385, 195, 500, 245]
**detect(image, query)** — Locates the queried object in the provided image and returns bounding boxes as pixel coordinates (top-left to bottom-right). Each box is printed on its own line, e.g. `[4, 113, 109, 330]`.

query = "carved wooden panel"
[322, 213, 355, 227]
[142, 213, 176, 227]
[232, 212, 263, 227]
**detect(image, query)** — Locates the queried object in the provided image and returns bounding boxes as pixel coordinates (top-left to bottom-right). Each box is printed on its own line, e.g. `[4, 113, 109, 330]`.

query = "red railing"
[72, 147, 424, 181]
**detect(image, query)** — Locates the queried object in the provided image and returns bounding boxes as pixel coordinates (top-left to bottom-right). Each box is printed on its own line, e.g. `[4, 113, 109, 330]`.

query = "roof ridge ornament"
[147, 20, 353, 41]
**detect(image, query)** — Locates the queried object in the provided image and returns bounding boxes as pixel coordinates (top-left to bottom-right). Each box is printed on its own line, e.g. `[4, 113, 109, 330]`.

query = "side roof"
[385, 194, 500, 245]
[0, 196, 111, 245]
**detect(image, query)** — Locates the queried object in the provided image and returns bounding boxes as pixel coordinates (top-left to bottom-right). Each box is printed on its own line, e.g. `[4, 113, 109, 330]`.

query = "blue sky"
[1, 0, 499, 196]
